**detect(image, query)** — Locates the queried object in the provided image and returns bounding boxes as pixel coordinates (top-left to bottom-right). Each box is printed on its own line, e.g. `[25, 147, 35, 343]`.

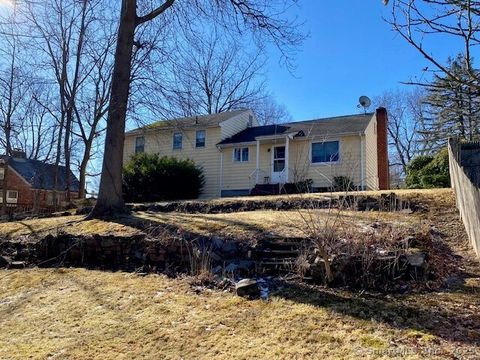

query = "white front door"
[271, 145, 286, 184]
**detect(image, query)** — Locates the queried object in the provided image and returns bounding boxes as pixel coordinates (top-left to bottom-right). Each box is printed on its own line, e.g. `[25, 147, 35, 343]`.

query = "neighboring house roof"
[125, 109, 250, 135]
[218, 113, 374, 145]
[1, 156, 80, 192]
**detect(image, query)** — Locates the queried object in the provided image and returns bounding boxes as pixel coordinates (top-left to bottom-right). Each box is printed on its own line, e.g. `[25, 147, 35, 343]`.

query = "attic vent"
[195, 116, 199, 125]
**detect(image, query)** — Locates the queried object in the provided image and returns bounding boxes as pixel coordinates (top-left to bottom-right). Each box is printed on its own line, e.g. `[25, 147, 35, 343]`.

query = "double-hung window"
[135, 136, 145, 153]
[0, 167, 4, 180]
[233, 147, 249, 162]
[0, 190, 18, 204]
[173, 132, 183, 150]
[311, 141, 340, 164]
[196, 130, 206, 148]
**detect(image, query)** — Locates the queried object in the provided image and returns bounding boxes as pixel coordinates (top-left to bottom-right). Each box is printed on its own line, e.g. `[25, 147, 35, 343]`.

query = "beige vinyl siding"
[289, 136, 362, 189]
[124, 127, 222, 199]
[219, 110, 257, 140]
[220, 145, 257, 192]
[364, 114, 379, 190]
[220, 136, 363, 192]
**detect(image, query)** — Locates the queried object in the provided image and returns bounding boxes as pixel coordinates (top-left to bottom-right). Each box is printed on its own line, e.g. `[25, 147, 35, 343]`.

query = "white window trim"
[232, 147, 249, 163]
[172, 132, 183, 150]
[135, 136, 145, 153]
[195, 130, 206, 148]
[310, 139, 341, 165]
[0, 190, 18, 204]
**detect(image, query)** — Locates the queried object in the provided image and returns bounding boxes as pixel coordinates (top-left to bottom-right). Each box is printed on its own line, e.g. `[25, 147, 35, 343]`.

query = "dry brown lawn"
[0, 268, 479, 360]
[1, 188, 478, 359]
[0, 216, 140, 240]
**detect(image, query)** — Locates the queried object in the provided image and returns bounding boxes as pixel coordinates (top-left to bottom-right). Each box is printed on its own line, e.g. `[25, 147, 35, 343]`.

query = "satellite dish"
[358, 96, 371, 113]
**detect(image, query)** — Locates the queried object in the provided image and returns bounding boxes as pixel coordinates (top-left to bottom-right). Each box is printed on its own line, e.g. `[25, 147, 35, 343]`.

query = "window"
[196, 130, 206, 148]
[311, 141, 340, 163]
[0, 167, 4, 180]
[173, 132, 183, 150]
[135, 136, 145, 153]
[46, 192, 60, 206]
[233, 147, 249, 162]
[0, 190, 18, 204]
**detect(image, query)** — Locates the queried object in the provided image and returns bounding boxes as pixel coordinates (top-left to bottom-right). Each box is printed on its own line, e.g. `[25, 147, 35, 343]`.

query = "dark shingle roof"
[126, 109, 250, 135]
[285, 113, 373, 137]
[1, 156, 80, 192]
[218, 113, 374, 145]
[217, 124, 291, 145]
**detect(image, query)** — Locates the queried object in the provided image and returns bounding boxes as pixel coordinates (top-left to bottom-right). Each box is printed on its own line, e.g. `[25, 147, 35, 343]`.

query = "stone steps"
[251, 237, 312, 274]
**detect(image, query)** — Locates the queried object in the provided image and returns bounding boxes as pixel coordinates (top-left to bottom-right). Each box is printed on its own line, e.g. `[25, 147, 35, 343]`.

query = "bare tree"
[135, 29, 291, 126]
[251, 94, 292, 125]
[22, 0, 102, 203]
[386, 0, 480, 90]
[0, 3, 24, 215]
[164, 31, 266, 116]
[90, 0, 304, 218]
[374, 88, 425, 177]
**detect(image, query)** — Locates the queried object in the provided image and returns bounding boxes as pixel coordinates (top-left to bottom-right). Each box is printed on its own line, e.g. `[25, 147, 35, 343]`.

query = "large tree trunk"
[64, 108, 73, 204]
[88, 0, 137, 218]
[78, 139, 92, 199]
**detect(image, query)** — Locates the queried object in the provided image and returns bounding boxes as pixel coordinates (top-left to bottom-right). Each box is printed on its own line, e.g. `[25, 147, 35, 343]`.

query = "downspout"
[217, 145, 224, 197]
[256, 140, 260, 184]
[359, 133, 365, 190]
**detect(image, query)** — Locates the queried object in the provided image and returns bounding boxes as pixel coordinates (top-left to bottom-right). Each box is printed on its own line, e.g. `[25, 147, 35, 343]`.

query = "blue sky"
[265, 1, 453, 120]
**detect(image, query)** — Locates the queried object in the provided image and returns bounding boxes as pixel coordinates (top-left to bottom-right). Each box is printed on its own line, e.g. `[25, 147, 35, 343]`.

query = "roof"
[217, 124, 291, 145]
[218, 113, 374, 145]
[1, 156, 80, 192]
[125, 109, 250, 135]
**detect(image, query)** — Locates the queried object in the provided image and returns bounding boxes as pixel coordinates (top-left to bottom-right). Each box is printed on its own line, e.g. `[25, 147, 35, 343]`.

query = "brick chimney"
[376, 107, 390, 190]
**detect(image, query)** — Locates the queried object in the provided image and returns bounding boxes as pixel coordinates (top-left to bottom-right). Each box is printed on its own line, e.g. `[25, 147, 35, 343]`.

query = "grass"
[133, 208, 416, 239]
[0, 188, 440, 240]
[0, 208, 417, 244]
[0, 268, 478, 360]
[0, 216, 140, 240]
[0, 188, 479, 359]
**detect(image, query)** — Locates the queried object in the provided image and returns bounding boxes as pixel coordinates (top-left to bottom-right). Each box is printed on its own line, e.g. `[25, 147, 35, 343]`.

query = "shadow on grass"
[113, 213, 280, 242]
[273, 280, 480, 345]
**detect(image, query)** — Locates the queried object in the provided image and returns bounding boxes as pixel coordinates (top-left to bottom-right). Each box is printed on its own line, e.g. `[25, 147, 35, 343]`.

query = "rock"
[225, 260, 254, 274]
[9, 261, 26, 269]
[212, 265, 223, 274]
[237, 260, 255, 272]
[235, 278, 260, 299]
[0, 255, 11, 268]
[207, 251, 222, 262]
[211, 237, 224, 250]
[225, 263, 238, 273]
[221, 241, 238, 254]
[406, 252, 426, 267]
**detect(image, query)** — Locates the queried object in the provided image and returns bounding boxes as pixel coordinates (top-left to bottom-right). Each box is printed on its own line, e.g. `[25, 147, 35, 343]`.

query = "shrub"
[332, 176, 355, 192]
[282, 179, 313, 194]
[123, 153, 204, 202]
[405, 148, 450, 189]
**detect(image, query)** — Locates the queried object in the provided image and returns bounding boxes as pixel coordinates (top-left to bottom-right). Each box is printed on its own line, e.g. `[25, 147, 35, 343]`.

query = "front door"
[271, 145, 286, 183]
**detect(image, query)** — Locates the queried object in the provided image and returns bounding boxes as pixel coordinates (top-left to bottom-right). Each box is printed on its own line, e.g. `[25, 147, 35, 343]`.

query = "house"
[0, 151, 80, 212]
[124, 108, 389, 198]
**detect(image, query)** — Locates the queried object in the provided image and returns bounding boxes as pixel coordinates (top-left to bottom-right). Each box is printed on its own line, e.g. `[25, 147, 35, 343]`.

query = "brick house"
[0, 152, 80, 213]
